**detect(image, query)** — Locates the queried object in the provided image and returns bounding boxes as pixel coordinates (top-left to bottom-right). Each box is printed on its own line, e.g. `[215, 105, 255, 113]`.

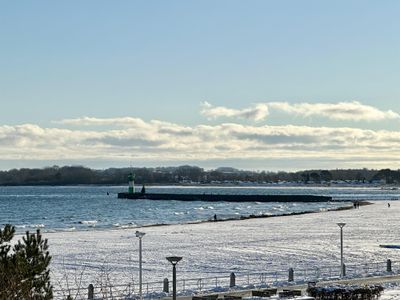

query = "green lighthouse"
[128, 173, 135, 194]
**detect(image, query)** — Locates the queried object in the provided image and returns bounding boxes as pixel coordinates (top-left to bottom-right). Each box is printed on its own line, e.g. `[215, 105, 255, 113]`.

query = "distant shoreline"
[0, 183, 397, 189]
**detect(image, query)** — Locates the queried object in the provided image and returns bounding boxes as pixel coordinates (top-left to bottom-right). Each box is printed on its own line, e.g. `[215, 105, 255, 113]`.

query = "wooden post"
[88, 284, 94, 299]
[230, 272, 236, 287]
[163, 278, 169, 293]
[288, 268, 294, 282]
[387, 259, 392, 272]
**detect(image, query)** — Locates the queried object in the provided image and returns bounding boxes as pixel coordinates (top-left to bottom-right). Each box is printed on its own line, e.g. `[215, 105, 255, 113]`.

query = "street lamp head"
[337, 223, 346, 228]
[166, 256, 182, 265]
[135, 231, 146, 238]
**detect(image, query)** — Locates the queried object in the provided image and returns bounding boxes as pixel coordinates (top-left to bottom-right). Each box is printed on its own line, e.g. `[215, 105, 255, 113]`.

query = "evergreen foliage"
[0, 224, 53, 299]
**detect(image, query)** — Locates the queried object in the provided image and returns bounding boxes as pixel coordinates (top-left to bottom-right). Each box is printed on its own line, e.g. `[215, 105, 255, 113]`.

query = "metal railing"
[53, 259, 400, 300]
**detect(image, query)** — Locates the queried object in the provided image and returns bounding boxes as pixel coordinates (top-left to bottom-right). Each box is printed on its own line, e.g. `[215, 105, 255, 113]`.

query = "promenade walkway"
[165, 274, 400, 300]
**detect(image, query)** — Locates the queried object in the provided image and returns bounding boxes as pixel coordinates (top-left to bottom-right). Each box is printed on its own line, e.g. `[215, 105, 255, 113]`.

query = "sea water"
[0, 185, 399, 233]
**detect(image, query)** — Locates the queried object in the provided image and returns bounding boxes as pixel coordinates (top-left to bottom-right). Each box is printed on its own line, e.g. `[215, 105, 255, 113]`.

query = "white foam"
[63, 227, 76, 232]
[79, 220, 97, 225]
[118, 222, 136, 229]
[30, 224, 45, 228]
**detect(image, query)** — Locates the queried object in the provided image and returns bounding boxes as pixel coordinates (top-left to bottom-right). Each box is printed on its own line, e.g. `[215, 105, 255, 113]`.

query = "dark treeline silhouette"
[0, 165, 398, 186]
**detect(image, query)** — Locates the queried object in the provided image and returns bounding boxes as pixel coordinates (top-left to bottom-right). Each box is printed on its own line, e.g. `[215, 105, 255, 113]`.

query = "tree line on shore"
[0, 165, 399, 186]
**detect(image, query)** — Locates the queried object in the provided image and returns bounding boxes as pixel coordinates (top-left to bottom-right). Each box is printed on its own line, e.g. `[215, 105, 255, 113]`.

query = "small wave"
[118, 222, 136, 229]
[194, 207, 205, 210]
[174, 212, 185, 215]
[273, 207, 285, 211]
[63, 227, 76, 231]
[30, 224, 45, 228]
[119, 225, 137, 229]
[207, 206, 214, 209]
[79, 220, 97, 225]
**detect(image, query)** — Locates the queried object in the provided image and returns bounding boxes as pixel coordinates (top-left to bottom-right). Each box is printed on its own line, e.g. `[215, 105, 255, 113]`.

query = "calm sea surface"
[1, 185, 399, 233]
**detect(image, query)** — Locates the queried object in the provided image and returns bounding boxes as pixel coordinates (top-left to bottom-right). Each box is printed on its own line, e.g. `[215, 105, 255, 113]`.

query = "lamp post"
[337, 223, 346, 278]
[166, 256, 182, 300]
[135, 231, 146, 300]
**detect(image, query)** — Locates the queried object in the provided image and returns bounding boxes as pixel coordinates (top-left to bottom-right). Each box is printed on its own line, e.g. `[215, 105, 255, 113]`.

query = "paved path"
[165, 274, 400, 300]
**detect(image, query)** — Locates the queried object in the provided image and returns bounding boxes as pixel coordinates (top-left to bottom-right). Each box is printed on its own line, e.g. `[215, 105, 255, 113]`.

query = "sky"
[1, 1, 400, 171]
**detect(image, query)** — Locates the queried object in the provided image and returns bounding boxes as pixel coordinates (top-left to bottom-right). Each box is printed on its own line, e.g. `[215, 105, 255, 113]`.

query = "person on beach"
[388, 203, 391, 208]
[214, 214, 217, 221]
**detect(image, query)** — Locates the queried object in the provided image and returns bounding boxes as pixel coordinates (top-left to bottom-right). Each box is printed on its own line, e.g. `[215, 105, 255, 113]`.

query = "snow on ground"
[37, 201, 400, 290]
[382, 288, 400, 300]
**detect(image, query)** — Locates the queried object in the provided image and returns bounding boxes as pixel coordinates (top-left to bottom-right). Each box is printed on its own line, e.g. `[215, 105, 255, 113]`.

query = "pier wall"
[117, 192, 333, 202]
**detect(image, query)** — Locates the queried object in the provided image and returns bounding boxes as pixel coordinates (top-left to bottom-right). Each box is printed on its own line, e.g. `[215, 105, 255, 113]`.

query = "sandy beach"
[36, 200, 400, 292]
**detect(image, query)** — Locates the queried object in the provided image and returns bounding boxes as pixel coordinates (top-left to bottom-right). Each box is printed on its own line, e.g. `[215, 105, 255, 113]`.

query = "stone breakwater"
[118, 192, 333, 202]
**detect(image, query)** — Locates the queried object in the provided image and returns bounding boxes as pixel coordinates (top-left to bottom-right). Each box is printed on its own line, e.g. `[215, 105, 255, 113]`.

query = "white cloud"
[1, 118, 400, 169]
[54, 116, 150, 127]
[268, 101, 400, 121]
[201, 101, 400, 122]
[201, 101, 269, 121]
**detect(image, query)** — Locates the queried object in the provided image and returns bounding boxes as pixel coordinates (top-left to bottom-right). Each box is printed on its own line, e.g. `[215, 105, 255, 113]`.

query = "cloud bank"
[2, 100, 400, 169]
[1, 118, 400, 169]
[201, 101, 400, 122]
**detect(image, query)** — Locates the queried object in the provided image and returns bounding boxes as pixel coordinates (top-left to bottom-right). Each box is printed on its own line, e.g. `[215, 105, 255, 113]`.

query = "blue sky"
[1, 1, 400, 170]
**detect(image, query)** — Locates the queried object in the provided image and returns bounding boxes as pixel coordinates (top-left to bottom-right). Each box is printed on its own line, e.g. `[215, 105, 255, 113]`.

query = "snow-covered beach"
[41, 200, 400, 294]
